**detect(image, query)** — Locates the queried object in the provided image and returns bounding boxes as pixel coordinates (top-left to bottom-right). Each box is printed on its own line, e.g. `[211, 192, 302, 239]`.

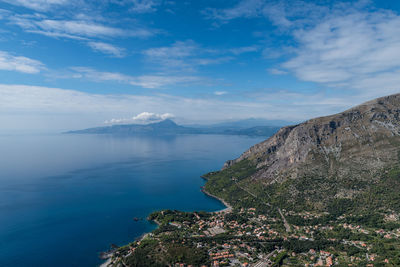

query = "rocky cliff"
[222, 93, 400, 203]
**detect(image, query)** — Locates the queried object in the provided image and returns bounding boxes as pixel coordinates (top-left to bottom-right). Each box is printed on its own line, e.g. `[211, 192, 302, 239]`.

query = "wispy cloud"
[10, 16, 153, 39]
[87, 41, 126, 57]
[281, 5, 400, 97]
[70, 67, 202, 89]
[267, 68, 287, 75]
[143, 40, 236, 72]
[105, 112, 174, 124]
[214, 91, 227, 96]
[261, 0, 330, 29]
[202, 0, 264, 22]
[130, 0, 160, 13]
[202, 0, 329, 29]
[205, 0, 400, 99]
[0, 2, 159, 61]
[229, 45, 259, 55]
[0, 51, 44, 73]
[143, 40, 198, 70]
[1, 0, 162, 13]
[6, 11, 155, 58]
[0, 0, 69, 12]
[129, 75, 201, 89]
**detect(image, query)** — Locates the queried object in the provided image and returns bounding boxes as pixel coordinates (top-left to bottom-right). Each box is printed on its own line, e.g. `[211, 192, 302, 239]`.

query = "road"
[278, 208, 291, 232]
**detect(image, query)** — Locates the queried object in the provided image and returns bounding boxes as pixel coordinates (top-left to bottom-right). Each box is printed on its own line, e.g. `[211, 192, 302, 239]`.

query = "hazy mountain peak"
[154, 119, 178, 126]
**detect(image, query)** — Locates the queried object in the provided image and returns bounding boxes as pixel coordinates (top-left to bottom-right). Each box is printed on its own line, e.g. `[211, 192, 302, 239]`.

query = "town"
[107, 206, 400, 266]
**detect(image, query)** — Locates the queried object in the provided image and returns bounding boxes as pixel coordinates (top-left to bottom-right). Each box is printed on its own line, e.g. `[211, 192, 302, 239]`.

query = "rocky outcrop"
[224, 93, 400, 185]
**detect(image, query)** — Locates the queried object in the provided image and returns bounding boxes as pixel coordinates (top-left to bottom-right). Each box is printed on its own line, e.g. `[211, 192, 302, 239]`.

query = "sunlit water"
[0, 134, 264, 266]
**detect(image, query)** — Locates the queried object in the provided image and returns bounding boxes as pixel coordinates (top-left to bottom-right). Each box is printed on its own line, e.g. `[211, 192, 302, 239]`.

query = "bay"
[0, 134, 264, 266]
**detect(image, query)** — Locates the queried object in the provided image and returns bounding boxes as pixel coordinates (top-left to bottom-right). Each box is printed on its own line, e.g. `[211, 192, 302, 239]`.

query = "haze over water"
[0, 134, 263, 266]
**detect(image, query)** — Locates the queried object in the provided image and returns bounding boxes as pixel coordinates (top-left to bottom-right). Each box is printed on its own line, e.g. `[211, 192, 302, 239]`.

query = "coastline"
[99, 175, 230, 266]
[201, 187, 232, 213]
[99, 258, 112, 267]
[200, 174, 233, 213]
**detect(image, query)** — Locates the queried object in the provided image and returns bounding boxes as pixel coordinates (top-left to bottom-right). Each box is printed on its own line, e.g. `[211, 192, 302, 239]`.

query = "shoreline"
[99, 174, 231, 266]
[201, 187, 232, 213]
[200, 174, 233, 213]
[99, 258, 112, 267]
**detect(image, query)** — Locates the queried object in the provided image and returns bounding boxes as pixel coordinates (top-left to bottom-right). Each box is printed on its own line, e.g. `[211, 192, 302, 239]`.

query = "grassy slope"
[204, 152, 400, 216]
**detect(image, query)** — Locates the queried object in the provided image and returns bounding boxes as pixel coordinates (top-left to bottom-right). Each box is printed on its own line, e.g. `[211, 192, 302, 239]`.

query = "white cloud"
[4, 82, 395, 133]
[202, 0, 264, 22]
[69, 67, 201, 88]
[130, 0, 160, 13]
[261, 0, 330, 29]
[105, 112, 174, 124]
[144, 41, 196, 58]
[205, 0, 400, 99]
[143, 40, 235, 72]
[229, 46, 259, 55]
[203, 0, 331, 28]
[70, 67, 132, 82]
[0, 83, 371, 130]
[129, 75, 201, 89]
[281, 7, 400, 97]
[0, 51, 44, 73]
[0, 0, 69, 12]
[10, 16, 154, 40]
[349, 69, 400, 98]
[87, 42, 126, 57]
[267, 68, 287, 75]
[143, 40, 198, 70]
[214, 91, 227, 96]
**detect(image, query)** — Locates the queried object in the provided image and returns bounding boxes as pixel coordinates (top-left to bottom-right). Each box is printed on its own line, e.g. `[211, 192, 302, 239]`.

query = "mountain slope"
[108, 94, 400, 267]
[205, 93, 400, 213]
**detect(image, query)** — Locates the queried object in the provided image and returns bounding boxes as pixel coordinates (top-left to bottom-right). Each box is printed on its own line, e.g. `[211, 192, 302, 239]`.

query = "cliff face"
[224, 94, 400, 188]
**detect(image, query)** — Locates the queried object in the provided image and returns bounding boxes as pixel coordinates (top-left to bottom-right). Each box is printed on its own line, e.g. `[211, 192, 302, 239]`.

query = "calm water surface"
[0, 134, 264, 267]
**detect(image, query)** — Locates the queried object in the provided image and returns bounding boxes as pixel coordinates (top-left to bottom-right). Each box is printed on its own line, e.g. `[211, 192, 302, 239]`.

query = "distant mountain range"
[66, 119, 282, 137]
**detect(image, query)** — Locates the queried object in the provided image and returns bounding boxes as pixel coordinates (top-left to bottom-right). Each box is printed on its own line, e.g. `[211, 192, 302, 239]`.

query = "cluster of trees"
[124, 239, 163, 267]
[123, 238, 209, 266]
[282, 239, 337, 254]
[327, 198, 354, 217]
[165, 244, 209, 265]
[286, 215, 332, 226]
[148, 210, 209, 225]
[224, 212, 248, 224]
[370, 240, 400, 265]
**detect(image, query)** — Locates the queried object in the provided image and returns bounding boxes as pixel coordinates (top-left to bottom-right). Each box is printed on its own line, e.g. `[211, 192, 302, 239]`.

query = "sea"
[0, 133, 264, 266]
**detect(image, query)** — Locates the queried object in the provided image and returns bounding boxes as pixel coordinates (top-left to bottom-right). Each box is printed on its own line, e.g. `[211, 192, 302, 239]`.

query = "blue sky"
[1, 0, 400, 132]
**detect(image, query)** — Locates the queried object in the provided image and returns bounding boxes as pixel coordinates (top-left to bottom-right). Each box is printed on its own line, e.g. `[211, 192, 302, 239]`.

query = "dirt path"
[278, 208, 291, 232]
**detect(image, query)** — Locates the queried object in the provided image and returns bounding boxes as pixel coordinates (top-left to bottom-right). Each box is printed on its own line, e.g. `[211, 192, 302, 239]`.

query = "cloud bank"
[0, 84, 366, 132]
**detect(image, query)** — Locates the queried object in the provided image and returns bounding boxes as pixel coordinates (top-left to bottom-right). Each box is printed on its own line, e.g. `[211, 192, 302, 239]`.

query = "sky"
[1, 0, 400, 132]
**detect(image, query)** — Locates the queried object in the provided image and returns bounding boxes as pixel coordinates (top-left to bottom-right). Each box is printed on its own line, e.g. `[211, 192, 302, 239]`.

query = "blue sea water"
[0, 134, 264, 267]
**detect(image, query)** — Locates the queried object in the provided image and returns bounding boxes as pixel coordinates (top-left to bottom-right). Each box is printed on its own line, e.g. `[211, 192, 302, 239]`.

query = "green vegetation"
[108, 163, 400, 266]
[106, 98, 400, 266]
[272, 251, 287, 266]
[165, 245, 209, 265]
